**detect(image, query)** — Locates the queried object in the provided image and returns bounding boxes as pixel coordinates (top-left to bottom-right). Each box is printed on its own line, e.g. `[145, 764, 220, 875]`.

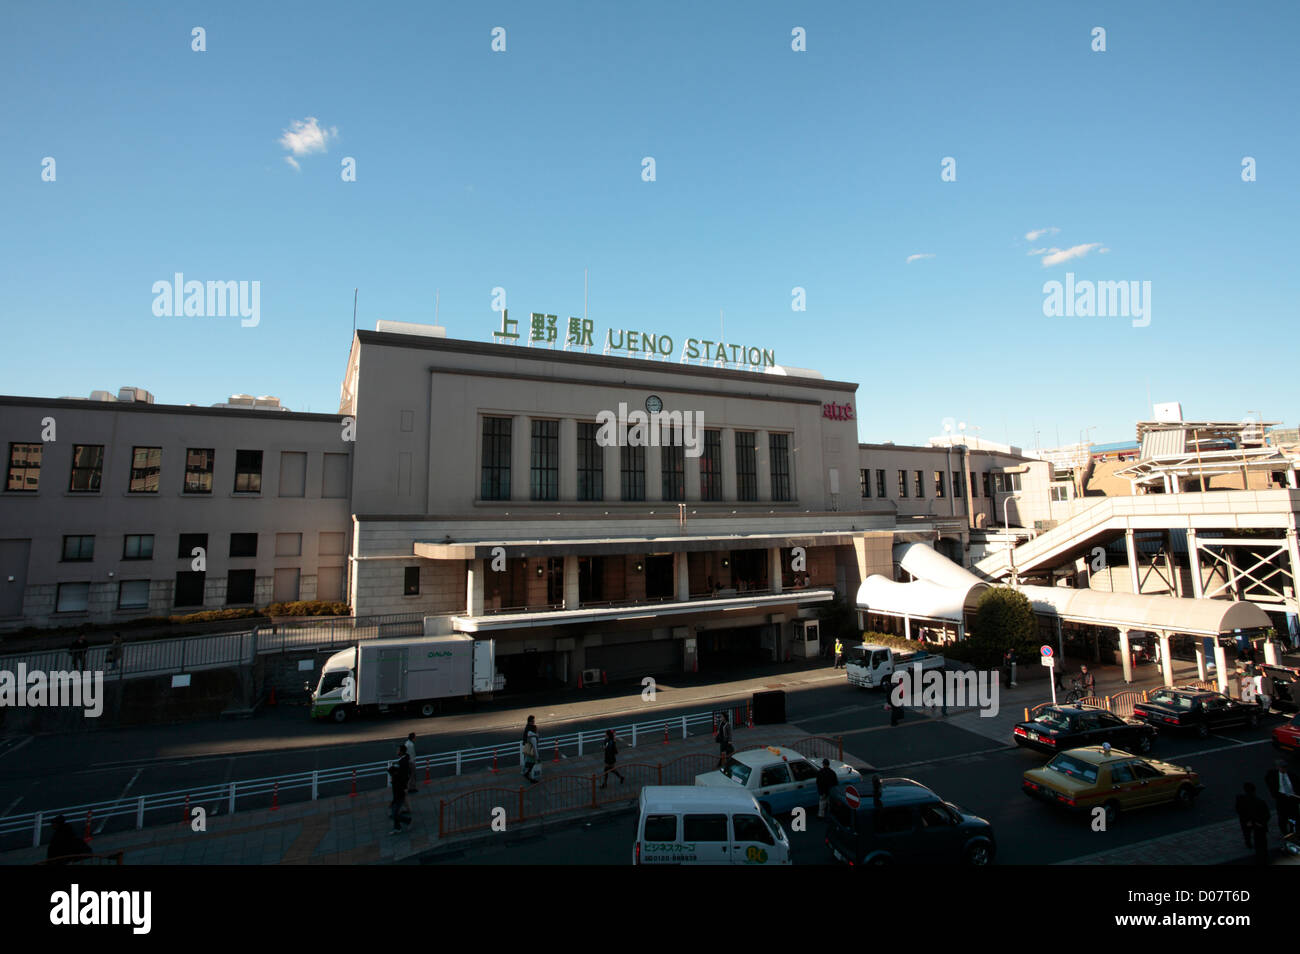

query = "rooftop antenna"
[434, 288, 440, 325]
[351, 288, 357, 337]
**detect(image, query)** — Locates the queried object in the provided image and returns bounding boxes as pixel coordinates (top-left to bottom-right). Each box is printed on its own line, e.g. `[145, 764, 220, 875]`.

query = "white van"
[634, 785, 791, 865]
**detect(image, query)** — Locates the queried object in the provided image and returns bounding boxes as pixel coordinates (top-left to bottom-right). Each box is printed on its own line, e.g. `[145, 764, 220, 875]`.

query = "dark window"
[682, 814, 728, 842]
[229, 533, 258, 558]
[69, 444, 104, 492]
[952, 471, 962, 498]
[914, 470, 924, 498]
[233, 449, 263, 494]
[184, 448, 214, 494]
[876, 469, 886, 498]
[480, 417, 512, 500]
[578, 556, 604, 603]
[789, 761, 818, 782]
[662, 444, 685, 501]
[123, 534, 154, 560]
[735, 432, 757, 501]
[700, 430, 722, 501]
[545, 557, 564, 604]
[732, 814, 775, 845]
[576, 422, 603, 502]
[860, 469, 869, 498]
[1109, 763, 1134, 783]
[983, 472, 992, 497]
[6, 442, 41, 492]
[129, 446, 162, 493]
[225, 569, 255, 605]
[874, 807, 914, 834]
[1098, 712, 1124, 727]
[529, 419, 559, 501]
[919, 803, 956, 827]
[1131, 761, 1162, 780]
[55, 582, 90, 613]
[173, 571, 205, 607]
[178, 533, 208, 559]
[769, 433, 791, 501]
[62, 535, 94, 562]
[404, 566, 420, 596]
[933, 470, 945, 498]
[643, 815, 677, 841]
[620, 445, 645, 501]
[759, 764, 791, 787]
[897, 470, 908, 498]
[117, 580, 150, 610]
[970, 471, 979, 497]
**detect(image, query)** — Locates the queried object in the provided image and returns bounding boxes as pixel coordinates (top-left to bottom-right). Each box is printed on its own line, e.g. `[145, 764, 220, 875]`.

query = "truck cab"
[846, 643, 944, 689]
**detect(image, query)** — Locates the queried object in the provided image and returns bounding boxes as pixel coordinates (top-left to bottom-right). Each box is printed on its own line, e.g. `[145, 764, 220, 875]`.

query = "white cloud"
[1038, 243, 1104, 267]
[1027, 248, 1048, 256]
[278, 117, 338, 170]
[905, 253, 935, 264]
[1025, 226, 1060, 241]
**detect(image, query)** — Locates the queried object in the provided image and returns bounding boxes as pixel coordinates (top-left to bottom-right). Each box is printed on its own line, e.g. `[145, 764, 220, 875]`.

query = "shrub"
[264, 600, 351, 617]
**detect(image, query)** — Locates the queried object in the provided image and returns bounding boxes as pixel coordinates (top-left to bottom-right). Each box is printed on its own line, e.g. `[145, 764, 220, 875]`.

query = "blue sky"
[2, 1, 1297, 448]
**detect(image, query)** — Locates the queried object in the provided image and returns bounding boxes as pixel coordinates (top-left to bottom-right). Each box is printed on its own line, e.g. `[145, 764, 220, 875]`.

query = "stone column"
[563, 555, 579, 609]
[603, 442, 620, 502]
[1213, 642, 1229, 694]
[559, 418, 577, 501]
[685, 447, 702, 502]
[756, 430, 771, 501]
[1187, 529, 1205, 599]
[1125, 528, 1141, 595]
[646, 441, 662, 501]
[1158, 632, 1174, 688]
[467, 559, 485, 616]
[1118, 628, 1132, 684]
[722, 428, 738, 501]
[674, 552, 690, 602]
[512, 414, 531, 502]
[768, 547, 783, 593]
[1264, 639, 1281, 665]
[1194, 640, 1207, 681]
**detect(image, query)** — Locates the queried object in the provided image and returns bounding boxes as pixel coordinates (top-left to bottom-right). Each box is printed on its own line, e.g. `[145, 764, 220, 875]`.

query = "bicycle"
[1064, 679, 1090, 704]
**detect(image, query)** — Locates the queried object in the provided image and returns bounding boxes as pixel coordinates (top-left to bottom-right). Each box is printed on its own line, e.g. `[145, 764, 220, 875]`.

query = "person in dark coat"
[1265, 759, 1300, 837]
[522, 715, 540, 782]
[885, 680, 905, 727]
[1234, 782, 1270, 863]
[46, 815, 91, 864]
[388, 745, 412, 834]
[816, 758, 838, 818]
[715, 713, 733, 768]
[106, 633, 123, 671]
[600, 729, 625, 789]
[69, 634, 88, 671]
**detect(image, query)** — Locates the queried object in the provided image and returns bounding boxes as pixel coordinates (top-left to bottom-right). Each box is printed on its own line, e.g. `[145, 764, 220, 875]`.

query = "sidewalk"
[1062, 817, 1300, 866]
[0, 722, 851, 866]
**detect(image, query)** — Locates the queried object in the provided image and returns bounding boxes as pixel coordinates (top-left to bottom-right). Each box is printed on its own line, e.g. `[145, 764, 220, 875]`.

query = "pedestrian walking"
[1079, 664, 1095, 695]
[816, 758, 837, 819]
[884, 686, 904, 727]
[715, 712, 734, 768]
[387, 745, 412, 834]
[833, 637, 844, 670]
[69, 634, 88, 671]
[522, 715, 540, 783]
[600, 729, 625, 789]
[46, 814, 92, 864]
[1265, 758, 1300, 838]
[106, 632, 123, 671]
[1234, 782, 1271, 864]
[404, 732, 419, 794]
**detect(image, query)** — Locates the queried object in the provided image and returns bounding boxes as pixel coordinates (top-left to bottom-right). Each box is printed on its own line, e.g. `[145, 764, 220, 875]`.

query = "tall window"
[233, 449, 262, 493]
[480, 417, 512, 500]
[876, 469, 886, 498]
[576, 422, 603, 501]
[662, 445, 685, 501]
[769, 433, 791, 501]
[860, 469, 869, 498]
[983, 472, 992, 497]
[6, 442, 41, 491]
[952, 471, 963, 498]
[129, 446, 162, 493]
[229, 533, 258, 558]
[62, 535, 94, 562]
[970, 471, 979, 498]
[914, 470, 924, 498]
[530, 419, 559, 501]
[933, 470, 945, 498]
[700, 429, 722, 501]
[184, 448, 214, 494]
[620, 446, 645, 501]
[123, 534, 154, 560]
[69, 444, 104, 492]
[897, 470, 908, 498]
[735, 432, 757, 501]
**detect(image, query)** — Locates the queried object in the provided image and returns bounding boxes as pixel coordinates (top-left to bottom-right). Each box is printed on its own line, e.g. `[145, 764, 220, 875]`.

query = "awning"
[1014, 585, 1272, 637]
[414, 531, 864, 560]
[854, 575, 982, 625]
[894, 542, 987, 590]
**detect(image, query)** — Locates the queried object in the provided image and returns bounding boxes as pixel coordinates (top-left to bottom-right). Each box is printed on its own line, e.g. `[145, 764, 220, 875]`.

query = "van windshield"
[721, 759, 751, 786]
[319, 670, 351, 694]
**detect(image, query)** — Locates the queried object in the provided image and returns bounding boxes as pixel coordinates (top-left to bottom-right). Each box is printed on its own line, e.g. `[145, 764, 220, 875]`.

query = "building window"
[1051, 485, 1070, 502]
[897, 470, 908, 498]
[620, 445, 646, 501]
[952, 471, 963, 498]
[69, 444, 104, 492]
[769, 433, 791, 501]
[55, 582, 90, 613]
[914, 471, 924, 498]
[576, 422, 603, 501]
[274, 532, 303, 557]
[229, 533, 258, 558]
[700, 429, 722, 501]
[933, 470, 945, 498]
[173, 571, 205, 607]
[662, 444, 685, 501]
[876, 469, 886, 498]
[860, 469, 869, 498]
[233, 449, 263, 494]
[226, 569, 255, 605]
[6, 442, 41, 492]
[970, 472, 979, 498]
[983, 472, 992, 497]
[184, 448, 214, 494]
[993, 472, 1023, 493]
[62, 535, 95, 562]
[321, 452, 349, 498]
[178, 532, 208, 560]
[117, 580, 150, 610]
[404, 566, 420, 596]
[480, 417, 512, 501]
[530, 419, 559, 501]
[736, 432, 757, 501]
[123, 534, 154, 560]
[128, 446, 162, 493]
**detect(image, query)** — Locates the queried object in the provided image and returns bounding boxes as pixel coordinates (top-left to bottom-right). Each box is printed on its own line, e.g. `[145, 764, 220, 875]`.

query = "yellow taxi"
[1021, 745, 1202, 826]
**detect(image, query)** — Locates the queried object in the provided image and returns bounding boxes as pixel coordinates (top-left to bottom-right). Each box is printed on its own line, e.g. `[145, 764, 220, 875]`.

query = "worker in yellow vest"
[834, 637, 844, 669]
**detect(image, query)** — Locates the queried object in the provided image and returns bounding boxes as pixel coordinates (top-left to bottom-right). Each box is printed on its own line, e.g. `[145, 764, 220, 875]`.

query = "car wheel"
[1175, 784, 1196, 808]
[964, 841, 992, 866]
[1136, 733, 1152, 753]
[331, 705, 348, 724]
[1196, 722, 1209, 739]
[419, 702, 436, 718]
[1103, 800, 1120, 827]
[1246, 712, 1259, 728]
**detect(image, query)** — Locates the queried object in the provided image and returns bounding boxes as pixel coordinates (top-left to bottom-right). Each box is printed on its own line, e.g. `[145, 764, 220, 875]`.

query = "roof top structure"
[1116, 419, 1297, 493]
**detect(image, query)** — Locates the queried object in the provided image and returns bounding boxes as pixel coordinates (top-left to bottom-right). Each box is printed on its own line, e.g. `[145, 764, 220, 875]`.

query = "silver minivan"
[634, 785, 791, 865]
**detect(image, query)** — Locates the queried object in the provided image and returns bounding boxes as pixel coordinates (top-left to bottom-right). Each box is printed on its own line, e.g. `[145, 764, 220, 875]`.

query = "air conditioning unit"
[581, 668, 602, 686]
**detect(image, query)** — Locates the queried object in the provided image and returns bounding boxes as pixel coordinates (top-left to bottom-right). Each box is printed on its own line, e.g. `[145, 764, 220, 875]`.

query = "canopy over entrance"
[1013, 584, 1272, 637]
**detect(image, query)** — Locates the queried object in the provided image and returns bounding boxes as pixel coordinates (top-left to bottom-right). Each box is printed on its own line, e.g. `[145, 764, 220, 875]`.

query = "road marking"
[875, 745, 1014, 772]
[1, 795, 23, 818]
[96, 768, 141, 834]
[0, 736, 33, 761]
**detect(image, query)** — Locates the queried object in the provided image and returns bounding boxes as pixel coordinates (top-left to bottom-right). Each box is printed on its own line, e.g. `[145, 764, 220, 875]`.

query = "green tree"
[967, 587, 1037, 666]
[816, 593, 857, 644]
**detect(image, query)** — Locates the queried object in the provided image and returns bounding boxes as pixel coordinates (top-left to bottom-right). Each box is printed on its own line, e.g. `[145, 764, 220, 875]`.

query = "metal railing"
[1021, 683, 1237, 722]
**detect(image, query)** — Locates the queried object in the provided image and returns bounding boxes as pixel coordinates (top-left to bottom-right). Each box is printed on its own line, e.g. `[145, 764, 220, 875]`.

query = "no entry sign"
[843, 785, 861, 809]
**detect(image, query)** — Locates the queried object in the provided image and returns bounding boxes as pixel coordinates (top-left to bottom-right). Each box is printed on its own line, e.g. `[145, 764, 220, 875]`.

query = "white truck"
[309, 633, 501, 723]
[846, 643, 945, 689]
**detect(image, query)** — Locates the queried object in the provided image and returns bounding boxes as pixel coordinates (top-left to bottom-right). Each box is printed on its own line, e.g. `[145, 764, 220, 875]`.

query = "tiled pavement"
[1063, 818, 1300, 866]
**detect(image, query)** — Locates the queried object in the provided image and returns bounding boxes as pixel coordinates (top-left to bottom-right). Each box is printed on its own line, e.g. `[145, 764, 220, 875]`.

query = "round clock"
[645, 395, 663, 414]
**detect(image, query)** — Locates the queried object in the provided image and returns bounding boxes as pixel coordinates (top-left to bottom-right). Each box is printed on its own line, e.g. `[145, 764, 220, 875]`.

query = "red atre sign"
[823, 402, 854, 421]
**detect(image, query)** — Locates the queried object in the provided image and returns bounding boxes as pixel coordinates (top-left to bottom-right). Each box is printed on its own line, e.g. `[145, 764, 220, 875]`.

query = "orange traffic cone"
[271, 781, 280, 811]
[349, 769, 359, 797]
